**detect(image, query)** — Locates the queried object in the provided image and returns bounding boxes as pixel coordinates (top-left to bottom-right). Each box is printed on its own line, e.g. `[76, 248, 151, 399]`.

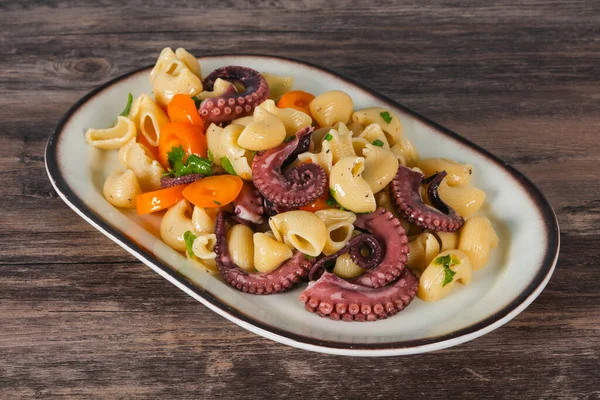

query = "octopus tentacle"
[390, 165, 464, 232]
[308, 234, 383, 280]
[299, 270, 418, 322]
[252, 126, 328, 207]
[199, 66, 269, 124]
[350, 207, 409, 288]
[214, 211, 312, 294]
[232, 183, 264, 224]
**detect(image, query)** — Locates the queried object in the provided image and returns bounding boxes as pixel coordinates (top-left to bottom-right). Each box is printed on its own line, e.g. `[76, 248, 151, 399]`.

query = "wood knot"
[72, 58, 111, 75]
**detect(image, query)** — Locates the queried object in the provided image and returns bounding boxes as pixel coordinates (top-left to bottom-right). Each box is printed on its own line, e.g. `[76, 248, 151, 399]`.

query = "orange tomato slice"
[136, 185, 187, 214]
[277, 90, 315, 116]
[182, 175, 243, 208]
[299, 190, 330, 212]
[158, 122, 207, 168]
[167, 94, 205, 129]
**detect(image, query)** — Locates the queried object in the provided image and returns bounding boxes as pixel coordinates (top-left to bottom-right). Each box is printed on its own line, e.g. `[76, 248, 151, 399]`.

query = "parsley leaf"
[119, 93, 133, 117]
[184, 230, 197, 258]
[324, 133, 333, 141]
[380, 111, 392, 124]
[166, 146, 212, 177]
[326, 188, 339, 207]
[372, 139, 385, 147]
[435, 254, 459, 287]
[214, 200, 221, 206]
[303, 254, 315, 260]
[192, 95, 203, 108]
[221, 156, 237, 175]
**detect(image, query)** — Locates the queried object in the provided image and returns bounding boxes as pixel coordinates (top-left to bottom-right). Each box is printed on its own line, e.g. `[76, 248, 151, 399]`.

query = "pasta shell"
[297, 139, 333, 173]
[315, 209, 356, 255]
[361, 144, 399, 194]
[268, 211, 327, 257]
[418, 249, 473, 302]
[103, 169, 142, 208]
[390, 138, 419, 167]
[352, 107, 403, 144]
[309, 90, 354, 127]
[160, 200, 193, 252]
[358, 123, 390, 149]
[191, 206, 219, 235]
[198, 78, 235, 100]
[437, 179, 485, 218]
[128, 94, 169, 147]
[253, 232, 293, 273]
[192, 233, 218, 260]
[434, 231, 459, 252]
[86, 116, 137, 150]
[261, 72, 294, 101]
[258, 99, 312, 138]
[227, 224, 254, 272]
[329, 156, 376, 213]
[150, 48, 203, 107]
[118, 140, 164, 191]
[237, 106, 286, 151]
[416, 158, 473, 187]
[407, 232, 441, 270]
[332, 253, 365, 279]
[458, 216, 498, 270]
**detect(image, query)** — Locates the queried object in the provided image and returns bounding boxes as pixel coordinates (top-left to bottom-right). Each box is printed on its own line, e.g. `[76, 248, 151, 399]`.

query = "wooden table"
[1, 1, 599, 398]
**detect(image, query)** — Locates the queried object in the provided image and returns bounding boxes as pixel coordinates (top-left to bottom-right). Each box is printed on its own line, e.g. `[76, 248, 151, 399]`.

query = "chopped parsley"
[192, 95, 203, 108]
[326, 188, 338, 207]
[220, 156, 237, 175]
[380, 111, 392, 124]
[372, 139, 385, 147]
[214, 200, 221, 206]
[303, 254, 315, 260]
[119, 93, 133, 117]
[435, 254, 460, 287]
[183, 231, 197, 258]
[165, 146, 212, 177]
[324, 133, 333, 141]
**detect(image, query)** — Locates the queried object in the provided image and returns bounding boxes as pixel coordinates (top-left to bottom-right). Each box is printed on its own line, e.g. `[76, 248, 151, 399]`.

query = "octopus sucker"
[252, 126, 328, 208]
[390, 165, 464, 232]
[299, 270, 418, 322]
[232, 182, 265, 225]
[199, 66, 269, 124]
[214, 211, 312, 294]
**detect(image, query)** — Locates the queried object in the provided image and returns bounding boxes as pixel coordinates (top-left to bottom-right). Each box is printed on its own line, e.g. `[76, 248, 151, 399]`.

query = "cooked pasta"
[187, 252, 219, 275]
[160, 200, 193, 252]
[458, 216, 499, 270]
[437, 179, 486, 218]
[352, 107, 402, 145]
[351, 137, 370, 156]
[102, 169, 142, 208]
[206, 123, 253, 180]
[358, 123, 390, 149]
[128, 94, 169, 147]
[418, 249, 473, 302]
[86, 116, 137, 150]
[434, 231, 459, 252]
[417, 158, 473, 187]
[227, 224, 254, 272]
[332, 253, 365, 279]
[268, 211, 327, 257]
[348, 120, 365, 136]
[197, 78, 235, 100]
[329, 156, 376, 213]
[118, 140, 164, 191]
[309, 90, 353, 127]
[258, 99, 312, 137]
[261, 72, 294, 100]
[237, 106, 286, 150]
[390, 138, 419, 167]
[361, 144, 399, 194]
[192, 233, 218, 260]
[325, 123, 356, 164]
[407, 232, 441, 270]
[374, 189, 412, 232]
[314, 209, 356, 255]
[253, 232, 293, 273]
[150, 47, 203, 107]
[191, 206, 218, 235]
[297, 139, 333, 173]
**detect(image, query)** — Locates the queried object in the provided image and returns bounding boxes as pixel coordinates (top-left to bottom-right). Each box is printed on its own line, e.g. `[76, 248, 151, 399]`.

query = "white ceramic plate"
[45, 55, 559, 356]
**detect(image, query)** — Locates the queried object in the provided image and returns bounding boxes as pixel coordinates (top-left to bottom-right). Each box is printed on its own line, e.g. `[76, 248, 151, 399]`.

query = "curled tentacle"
[199, 66, 269, 124]
[390, 165, 464, 232]
[308, 234, 383, 280]
[160, 174, 203, 189]
[232, 182, 264, 224]
[252, 126, 328, 207]
[263, 198, 294, 217]
[214, 211, 312, 294]
[299, 270, 418, 322]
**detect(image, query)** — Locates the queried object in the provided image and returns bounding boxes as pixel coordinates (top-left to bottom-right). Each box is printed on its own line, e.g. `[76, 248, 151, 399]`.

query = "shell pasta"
[85, 46, 501, 320]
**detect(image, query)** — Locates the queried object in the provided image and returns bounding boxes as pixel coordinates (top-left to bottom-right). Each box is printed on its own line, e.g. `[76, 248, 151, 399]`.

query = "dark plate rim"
[45, 54, 560, 354]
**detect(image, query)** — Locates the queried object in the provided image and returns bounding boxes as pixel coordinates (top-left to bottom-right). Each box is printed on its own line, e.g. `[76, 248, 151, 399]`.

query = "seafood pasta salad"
[86, 48, 498, 322]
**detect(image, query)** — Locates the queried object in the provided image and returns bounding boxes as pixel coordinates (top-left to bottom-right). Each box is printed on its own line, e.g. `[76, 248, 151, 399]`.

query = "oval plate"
[45, 55, 559, 356]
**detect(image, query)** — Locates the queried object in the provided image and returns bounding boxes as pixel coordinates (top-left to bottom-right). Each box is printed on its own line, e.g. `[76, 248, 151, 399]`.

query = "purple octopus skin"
[214, 211, 312, 294]
[160, 174, 203, 189]
[232, 183, 265, 225]
[309, 233, 383, 281]
[299, 269, 418, 322]
[252, 126, 328, 208]
[199, 66, 269, 124]
[263, 198, 294, 217]
[390, 165, 464, 232]
[349, 207, 410, 288]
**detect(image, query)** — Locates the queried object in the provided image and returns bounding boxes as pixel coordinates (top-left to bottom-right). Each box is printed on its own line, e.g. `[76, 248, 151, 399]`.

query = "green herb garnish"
[435, 254, 459, 287]
[380, 111, 392, 124]
[221, 156, 237, 175]
[166, 146, 213, 177]
[303, 254, 315, 260]
[184, 231, 197, 258]
[207, 149, 214, 162]
[372, 139, 385, 147]
[214, 200, 221, 206]
[324, 133, 333, 141]
[326, 188, 339, 207]
[192, 95, 203, 108]
[119, 93, 133, 117]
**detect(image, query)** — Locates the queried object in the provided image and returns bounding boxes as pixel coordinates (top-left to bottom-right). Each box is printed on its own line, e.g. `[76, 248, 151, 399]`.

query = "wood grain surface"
[1, 0, 599, 398]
